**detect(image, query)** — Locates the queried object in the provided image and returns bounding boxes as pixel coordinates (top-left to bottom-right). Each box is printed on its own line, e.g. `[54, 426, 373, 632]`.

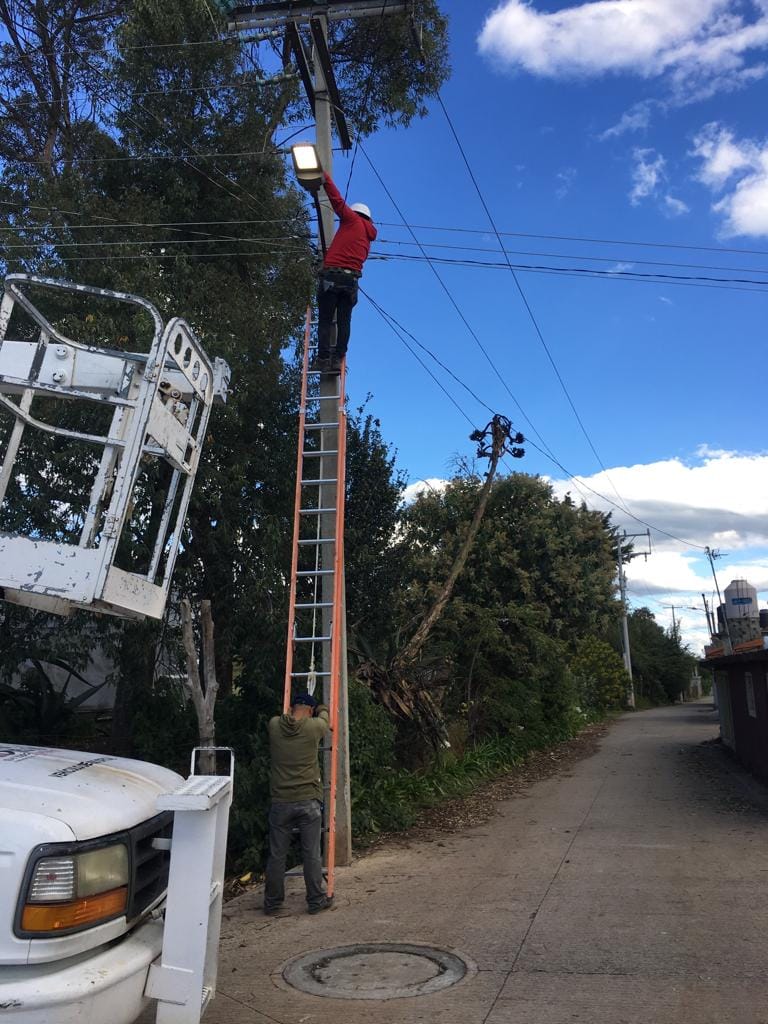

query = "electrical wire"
[377, 220, 768, 261]
[373, 237, 768, 278]
[434, 92, 630, 515]
[18, 9, 281, 220]
[343, 0, 392, 200]
[356, 139, 560, 464]
[361, 286, 498, 420]
[362, 293, 479, 429]
[368, 251, 768, 289]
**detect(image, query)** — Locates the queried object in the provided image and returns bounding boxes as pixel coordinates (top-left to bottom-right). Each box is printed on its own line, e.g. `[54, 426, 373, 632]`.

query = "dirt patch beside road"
[363, 719, 610, 850]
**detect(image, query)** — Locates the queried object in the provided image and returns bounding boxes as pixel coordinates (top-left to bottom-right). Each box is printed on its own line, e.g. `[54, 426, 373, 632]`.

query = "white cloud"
[692, 122, 768, 236]
[630, 148, 666, 204]
[478, 0, 768, 102]
[663, 194, 690, 216]
[550, 447, 768, 553]
[627, 150, 689, 215]
[599, 100, 655, 140]
[608, 261, 636, 274]
[402, 478, 448, 504]
[555, 166, 577, 199]
[549, 446, 768, 652]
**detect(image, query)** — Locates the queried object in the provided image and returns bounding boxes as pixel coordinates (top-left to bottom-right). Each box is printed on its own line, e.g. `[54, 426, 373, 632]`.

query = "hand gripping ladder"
[283, 308, 347, 896]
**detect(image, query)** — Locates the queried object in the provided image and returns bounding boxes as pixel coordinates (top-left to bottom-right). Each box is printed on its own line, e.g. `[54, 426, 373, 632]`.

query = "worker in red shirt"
[314, 172, 377, 373]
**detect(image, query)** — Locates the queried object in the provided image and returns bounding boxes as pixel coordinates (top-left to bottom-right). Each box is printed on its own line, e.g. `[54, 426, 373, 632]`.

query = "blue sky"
[316, 0, 768, 651]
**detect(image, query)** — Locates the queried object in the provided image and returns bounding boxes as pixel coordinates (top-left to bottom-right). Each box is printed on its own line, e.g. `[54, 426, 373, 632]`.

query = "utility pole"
[705, 546, 732, 654]
[702, 592, 715, 637]
[616, 528, 652, 709]
[227, 0, 408, 867]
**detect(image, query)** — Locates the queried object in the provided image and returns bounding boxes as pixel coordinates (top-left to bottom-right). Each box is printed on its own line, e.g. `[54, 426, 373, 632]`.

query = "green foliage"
[0, 659, 107, 745]
[571, 635, 630, 711]
[129, 678, 198, 776]
[625, 608, 696, 704]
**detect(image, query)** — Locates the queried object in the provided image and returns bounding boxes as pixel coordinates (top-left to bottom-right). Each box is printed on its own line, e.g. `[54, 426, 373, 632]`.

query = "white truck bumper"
[0, 918, 163, 1024]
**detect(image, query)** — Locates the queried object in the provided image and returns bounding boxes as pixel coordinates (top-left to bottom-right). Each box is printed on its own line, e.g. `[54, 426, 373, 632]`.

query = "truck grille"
[127, 811, 173, 920]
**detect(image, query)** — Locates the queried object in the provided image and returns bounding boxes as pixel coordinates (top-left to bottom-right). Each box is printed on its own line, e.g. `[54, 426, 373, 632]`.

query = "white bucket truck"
[0, 276, 234, 1022]
[0, 745, 233, 1024]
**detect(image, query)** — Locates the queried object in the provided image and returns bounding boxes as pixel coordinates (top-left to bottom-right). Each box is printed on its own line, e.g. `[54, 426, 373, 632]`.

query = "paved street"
[202, 702, 768, 1023]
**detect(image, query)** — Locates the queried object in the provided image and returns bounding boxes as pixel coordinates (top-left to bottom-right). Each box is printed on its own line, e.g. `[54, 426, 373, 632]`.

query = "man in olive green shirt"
[264, 693, 332, 915]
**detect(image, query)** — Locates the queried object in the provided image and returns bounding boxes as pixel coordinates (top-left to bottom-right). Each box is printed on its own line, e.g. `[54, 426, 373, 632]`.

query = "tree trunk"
[180, 599, 219, 774]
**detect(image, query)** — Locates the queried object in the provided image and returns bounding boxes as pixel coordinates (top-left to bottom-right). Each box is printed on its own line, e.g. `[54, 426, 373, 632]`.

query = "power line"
[434, 92, 630, 515]
[361, 293, 479, 429]
[0, 249, 312, 264]
[22, 30, 279, 59]
[1, 75, 296, 112]
[19, 9, 279, 220]
[0, 235, 308, 250]
[373, 237, 768, 278]
[368, 251, 768, 289]
[343, 0, 392, 200]
[356, 139, 559, 464]
[360, 286, 703, 549]
[522, 435, 708, 550]
[361, 287, 498, 420]
[377, 220, 768, 261]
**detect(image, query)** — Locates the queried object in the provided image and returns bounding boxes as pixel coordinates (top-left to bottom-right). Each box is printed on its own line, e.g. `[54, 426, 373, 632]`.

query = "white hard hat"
[350, 202, 372, 219]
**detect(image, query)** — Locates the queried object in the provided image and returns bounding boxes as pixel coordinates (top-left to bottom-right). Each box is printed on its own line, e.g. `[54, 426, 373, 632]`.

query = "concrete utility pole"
[616, 528, 652, 709]
[616, 543, 634, 708]
[705, 546, 732, 654]
[228, 0, 407, 867]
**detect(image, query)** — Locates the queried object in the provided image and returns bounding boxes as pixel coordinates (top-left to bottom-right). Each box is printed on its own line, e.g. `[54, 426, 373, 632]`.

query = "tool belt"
[320, 267, 361, 280]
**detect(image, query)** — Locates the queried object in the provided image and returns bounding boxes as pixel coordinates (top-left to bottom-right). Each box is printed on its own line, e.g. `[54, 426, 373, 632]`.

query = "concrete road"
[197, 702, 768, 1024]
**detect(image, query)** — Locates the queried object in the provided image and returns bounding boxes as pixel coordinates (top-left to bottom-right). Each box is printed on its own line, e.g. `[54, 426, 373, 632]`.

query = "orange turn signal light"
[21, 886, 127, 933]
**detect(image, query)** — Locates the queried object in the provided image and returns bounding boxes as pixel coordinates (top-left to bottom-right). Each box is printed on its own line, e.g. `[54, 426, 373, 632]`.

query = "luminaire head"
[291, 142, 323, 192]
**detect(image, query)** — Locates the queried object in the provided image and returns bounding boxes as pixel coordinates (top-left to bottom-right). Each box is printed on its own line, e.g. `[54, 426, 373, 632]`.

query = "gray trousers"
[264, 799, 325, 910]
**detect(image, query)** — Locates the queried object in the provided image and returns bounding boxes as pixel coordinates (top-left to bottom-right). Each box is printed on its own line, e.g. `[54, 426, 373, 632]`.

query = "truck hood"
[0, 744, 183, 840]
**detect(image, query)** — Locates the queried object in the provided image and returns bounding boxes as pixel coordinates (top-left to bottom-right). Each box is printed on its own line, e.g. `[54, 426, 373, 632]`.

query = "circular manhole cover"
[282, 942, 469, 1000]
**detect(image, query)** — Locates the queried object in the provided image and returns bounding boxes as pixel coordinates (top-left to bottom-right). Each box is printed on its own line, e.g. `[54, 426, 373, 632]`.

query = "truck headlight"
[19, 843, 129, 935]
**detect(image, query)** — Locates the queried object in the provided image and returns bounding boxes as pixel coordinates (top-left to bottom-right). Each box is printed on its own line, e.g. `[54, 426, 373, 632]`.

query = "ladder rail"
[283, 309, 312, 713]
[281, 305, 347, 899]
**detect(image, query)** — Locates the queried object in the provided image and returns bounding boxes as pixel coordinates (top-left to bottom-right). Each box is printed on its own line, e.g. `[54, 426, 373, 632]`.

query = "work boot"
[309, 355, 330, 373]
[329, 355, 344, 374]
[307, 896, 334, 915]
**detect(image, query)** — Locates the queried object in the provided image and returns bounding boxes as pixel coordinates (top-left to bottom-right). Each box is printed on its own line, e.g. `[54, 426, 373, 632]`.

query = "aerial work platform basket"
[0, 275, 230, 620]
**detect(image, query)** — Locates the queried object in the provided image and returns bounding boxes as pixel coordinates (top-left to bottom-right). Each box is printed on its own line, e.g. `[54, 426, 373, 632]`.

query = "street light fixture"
[291, 142, 324, 192]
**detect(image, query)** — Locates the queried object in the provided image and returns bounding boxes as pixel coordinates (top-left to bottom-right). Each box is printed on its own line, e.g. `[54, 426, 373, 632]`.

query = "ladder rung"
[295, 635, 331, 642]
[305, 394, 341, 402]
[298, 538, 335, 545]
[296, 569, 335, 577]
[291, 671, 331, 677]
[295, 602, 334, 609]
[303, 450, 338, 457]
[305, 422, 338, 431]
[300, 508, 336, 515]
[301, 478, 338, 486]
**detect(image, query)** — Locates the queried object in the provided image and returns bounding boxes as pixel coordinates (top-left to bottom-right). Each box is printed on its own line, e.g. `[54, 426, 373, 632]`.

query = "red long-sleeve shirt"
[322, 172, 377, 274]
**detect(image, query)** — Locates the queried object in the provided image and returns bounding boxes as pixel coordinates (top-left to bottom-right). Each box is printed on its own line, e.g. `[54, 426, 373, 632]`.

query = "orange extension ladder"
[282, 308, 347, 896]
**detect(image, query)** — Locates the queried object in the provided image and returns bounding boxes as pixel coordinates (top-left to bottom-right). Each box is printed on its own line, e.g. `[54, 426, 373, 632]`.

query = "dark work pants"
[264, 799, 325, 910]
[317, 271, 359, 360]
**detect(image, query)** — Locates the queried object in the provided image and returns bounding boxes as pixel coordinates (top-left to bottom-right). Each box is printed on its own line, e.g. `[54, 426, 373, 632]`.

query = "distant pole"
[617, 539, 635, 708]
[706, 546, 732, 654]
[702, 592, 714, 636]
